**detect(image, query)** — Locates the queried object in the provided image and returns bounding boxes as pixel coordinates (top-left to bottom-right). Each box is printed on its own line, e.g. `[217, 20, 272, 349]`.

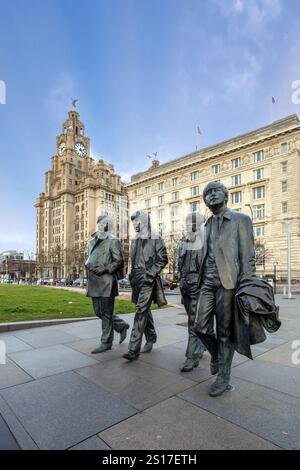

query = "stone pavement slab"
[99, 396, 279, 450]
[0, 371, 137, 450]
[77, 358, 196, 411]
[256, 340, 300, 368]
[11, 327, 79, 348]
[0, 414, 20, 450]
[0, 357, 33, 390]
[232, 359, 300, 398]
[9, 344, 98, 379]
[0, 395, 38, 450]
[178, 377, 300, 449]
[69, 435, 110, 450]
[139, 344, 213, 382]
[0, 335, 33, 354]
[67, 338, 129, 361]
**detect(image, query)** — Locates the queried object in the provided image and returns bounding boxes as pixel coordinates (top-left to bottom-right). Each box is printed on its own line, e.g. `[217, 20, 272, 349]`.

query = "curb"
[0, 316, 95, 332]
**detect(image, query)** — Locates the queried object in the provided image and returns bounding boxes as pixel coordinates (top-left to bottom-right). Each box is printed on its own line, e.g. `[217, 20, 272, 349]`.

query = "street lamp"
[273, 261, 278, 294]
[285, 219, 292, 299]
[245, 204, 253, 220]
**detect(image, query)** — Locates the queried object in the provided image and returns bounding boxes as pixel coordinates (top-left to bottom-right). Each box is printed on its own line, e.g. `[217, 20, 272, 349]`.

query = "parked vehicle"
[47, 278, 60, 286]
[58, 279, 73, 286]
[118, 278, 131, 289]
[73, 278, 87, 287]
[161, 279, 172, 289]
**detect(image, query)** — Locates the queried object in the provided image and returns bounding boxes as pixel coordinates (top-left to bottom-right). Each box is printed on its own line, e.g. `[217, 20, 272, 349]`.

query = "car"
[118, 278, 131, 289]
[73, 278, 87, 287]
[169, 279, 178, 290]
[47, 278, 60, 286]
[58, 279, 73, 286]
[161, 279, 172, 289]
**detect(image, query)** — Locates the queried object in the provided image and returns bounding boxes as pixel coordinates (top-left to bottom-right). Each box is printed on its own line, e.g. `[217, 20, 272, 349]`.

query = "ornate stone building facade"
[126, 115, 300, 280]
[35, 110, 127, 280]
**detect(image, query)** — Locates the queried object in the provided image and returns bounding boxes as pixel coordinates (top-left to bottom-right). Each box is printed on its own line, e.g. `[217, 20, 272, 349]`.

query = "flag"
[197, 126, 202, 135]
[272, 96, 276, 104]
[146, 154, 153, 159]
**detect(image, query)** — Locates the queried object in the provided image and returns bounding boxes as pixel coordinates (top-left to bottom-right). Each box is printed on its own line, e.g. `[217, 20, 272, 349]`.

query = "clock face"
[75, 142, 87, 157]
[58, 142, 66, 156]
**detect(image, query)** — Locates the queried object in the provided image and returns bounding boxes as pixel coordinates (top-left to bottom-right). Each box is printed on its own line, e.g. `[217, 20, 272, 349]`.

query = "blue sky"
[1, 0, 300, 254]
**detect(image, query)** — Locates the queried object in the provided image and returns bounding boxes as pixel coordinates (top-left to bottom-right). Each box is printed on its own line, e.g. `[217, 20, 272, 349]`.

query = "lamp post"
[285, 219, 292, 299]
[273, 261, 277, 294]
[245, 204, 253, 220]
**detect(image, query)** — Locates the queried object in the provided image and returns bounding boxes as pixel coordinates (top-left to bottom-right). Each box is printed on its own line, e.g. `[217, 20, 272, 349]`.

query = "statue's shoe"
[209, 378, 233, 397]
[210, 358, 219, 375]
[141, 341, 153, 353]
[119, 324, 130, 344]
[91, 344, 112, 354]
[180, 358, 199, 372]
[123, 351, 139, 362]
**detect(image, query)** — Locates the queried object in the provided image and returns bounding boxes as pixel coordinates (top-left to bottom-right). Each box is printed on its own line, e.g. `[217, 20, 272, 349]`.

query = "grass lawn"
[0, 284, 149, 323]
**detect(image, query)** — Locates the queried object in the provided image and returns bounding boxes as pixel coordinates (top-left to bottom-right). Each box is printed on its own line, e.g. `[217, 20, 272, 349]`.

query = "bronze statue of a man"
[123, 210, 168, 361]
[178, 212, 206, 372]
[195, 182, 255, 396]
[86, 214, 129, 353]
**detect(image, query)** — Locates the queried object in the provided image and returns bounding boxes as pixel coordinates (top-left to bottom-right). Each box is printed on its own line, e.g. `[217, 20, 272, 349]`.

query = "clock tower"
[35, 108, 127, 281]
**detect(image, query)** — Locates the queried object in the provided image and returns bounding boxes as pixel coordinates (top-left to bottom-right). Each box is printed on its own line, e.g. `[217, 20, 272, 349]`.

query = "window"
[172, 177, 179, 187]
[191, 171, 200, 181]
[171, 205, 180, 217]
[253, 150, 265, 163]
[212, 164, 220, 175]
[158, 223, 164, 234]
[254, 225, 265, 237]
[231, 191, 242, 204]
[158, 208, 165, 220]
[171, 220, 180, 232]
[158, 195, 164, 206]
[190, 202, 200, 212]
[231, 174, 241, 186]
[145, 199, 151, 209]
[253, 168, 264, 180]
[190, 186, 199, 197]
[282, 202, 288, 214]
[172, 191, 180, 201]
[145, 186, 151, 195]
[158, 181, 165, 191]
[281, 161, 288, 173]
[253, 186, 265, 200]
[133, 190, 137, 198]
[253, 204, 265, 220]
[282, 181, 288, 192]
[231, 158, 241, 169]
[281, 142, 288, 155]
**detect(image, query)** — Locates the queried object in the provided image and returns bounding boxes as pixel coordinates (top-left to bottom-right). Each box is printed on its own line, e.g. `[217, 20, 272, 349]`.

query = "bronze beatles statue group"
[85, 181, 280, 398]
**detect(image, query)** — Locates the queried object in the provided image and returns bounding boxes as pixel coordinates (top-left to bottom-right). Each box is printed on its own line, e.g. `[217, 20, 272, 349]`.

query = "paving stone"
[0, 414, 20, 450]
[178, 377, 300, 449]
[9, 345, 98, 379]
[257, 340, 300, 369]
[0, 395, 38, 450]
[12, 327, 79, 348]
[69, 435, 110, 450]
[232, 359, 300, 398]
[0, 357, 33, 389]
[67, 338, 129, 362]
[0, 371, 136, 450]
[77, 358, 196, 411]
[0, 335, 33, 354]
[140, 345, 212, 382]
[99, 396, 279, 450]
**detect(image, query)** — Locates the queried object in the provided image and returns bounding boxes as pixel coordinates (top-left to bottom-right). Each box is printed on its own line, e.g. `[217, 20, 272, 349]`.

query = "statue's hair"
[96, 213, 114, 231]
[203, 181, 228, 202]
[130, 210, 149, 224]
